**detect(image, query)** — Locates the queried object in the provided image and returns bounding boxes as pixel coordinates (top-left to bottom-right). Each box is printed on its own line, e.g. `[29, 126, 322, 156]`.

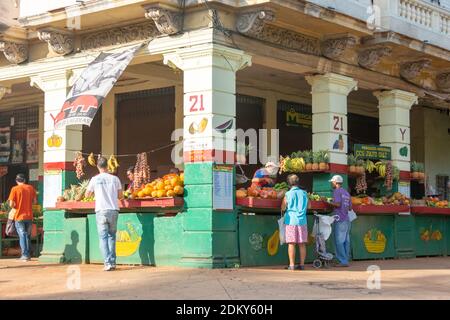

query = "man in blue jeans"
[8, 174, 37, 261]
[329, 175, 352, 267]
[86, 157, 123, 271]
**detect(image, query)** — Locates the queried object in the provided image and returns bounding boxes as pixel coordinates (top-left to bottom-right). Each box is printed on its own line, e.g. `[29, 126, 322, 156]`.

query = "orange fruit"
[170, 176, 180, 187]
[174, 186, 184, 195]
[157, 190, 166, 198]
[165, 185, 173, 191]
[145, 183, 152, 188]
[144, 186, 153, 196]
[156, 181, 165, 190]
[166, 190, 175, 197]
[164, 179, 172, 186]
[179, 173, 184, 181]
[151, 191, 158, 198]
[137, 191, 146, 198]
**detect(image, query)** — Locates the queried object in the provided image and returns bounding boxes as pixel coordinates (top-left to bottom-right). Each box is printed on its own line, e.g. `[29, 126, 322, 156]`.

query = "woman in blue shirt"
[281, 174, 309, 270]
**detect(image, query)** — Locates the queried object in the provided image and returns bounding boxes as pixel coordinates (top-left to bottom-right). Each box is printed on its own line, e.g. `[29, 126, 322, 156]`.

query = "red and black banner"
[53, 44, 143, 129]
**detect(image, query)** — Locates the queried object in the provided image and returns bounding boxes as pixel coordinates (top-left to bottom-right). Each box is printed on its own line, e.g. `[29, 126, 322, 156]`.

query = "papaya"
[267, 230, 280, 256]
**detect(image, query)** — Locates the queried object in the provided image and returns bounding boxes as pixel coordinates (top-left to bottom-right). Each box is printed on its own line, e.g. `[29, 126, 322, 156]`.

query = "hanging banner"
[0, 127, 11, 163]
[26, 129, 39, 164]
[11, 139, 24, 164]
[52, 44, 143, 129]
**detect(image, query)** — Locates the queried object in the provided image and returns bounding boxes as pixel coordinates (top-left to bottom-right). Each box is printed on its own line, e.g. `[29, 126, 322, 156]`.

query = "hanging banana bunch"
[375, 161, 386, 178]
[88, 152, 97, 167]
[365, 160, 376, 173]
[107, 155, 119, 173]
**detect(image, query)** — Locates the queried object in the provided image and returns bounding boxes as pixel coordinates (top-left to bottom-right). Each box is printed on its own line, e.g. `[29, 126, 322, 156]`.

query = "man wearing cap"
[329, 175, 352, 267]
[250, 161, 279, 188]
[8, 173, 37, 261]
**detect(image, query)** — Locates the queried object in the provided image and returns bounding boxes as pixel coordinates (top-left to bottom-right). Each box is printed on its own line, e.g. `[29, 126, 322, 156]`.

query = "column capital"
[30, 69, 75, 92]
[0, 86, 12, 100]
[306, 73, 358, 95]
[374, 89, 418, 110]
[163, 44, 252, 72]
[0, 39, 28, 64]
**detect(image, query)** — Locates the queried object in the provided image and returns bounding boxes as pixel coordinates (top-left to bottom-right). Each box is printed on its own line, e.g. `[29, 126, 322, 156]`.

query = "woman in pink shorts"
[281, 174, 309, 270]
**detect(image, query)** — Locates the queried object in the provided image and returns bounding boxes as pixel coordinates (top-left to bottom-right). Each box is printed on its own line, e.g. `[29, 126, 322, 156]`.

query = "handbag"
[5, 208, 18, 237]
[278, 210, 286, 245]
[348, 209, 357, 222]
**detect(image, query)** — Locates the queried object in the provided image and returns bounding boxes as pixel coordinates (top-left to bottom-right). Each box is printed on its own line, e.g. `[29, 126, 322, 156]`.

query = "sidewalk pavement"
[1, 257, 450, 300]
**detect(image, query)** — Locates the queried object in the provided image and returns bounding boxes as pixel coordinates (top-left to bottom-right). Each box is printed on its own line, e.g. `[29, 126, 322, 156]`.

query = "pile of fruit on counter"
[125, 172, 184, 199]
[425, 197, 449, 208]
[57, 180, 95, 202]
[351, 192, 410, 206]
[0, 201, 11, 218]
[308, 193, 332, 203]
[236, 186, 283, 199]
[279, 150, 329, 173]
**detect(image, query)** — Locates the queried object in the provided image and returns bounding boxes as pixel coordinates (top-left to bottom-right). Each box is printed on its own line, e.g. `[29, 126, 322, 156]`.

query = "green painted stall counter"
[350, 215, 395, 260]
[87, 212, 183, 266]
[414, 215, 446, 257]
[238, 213, 336, 267]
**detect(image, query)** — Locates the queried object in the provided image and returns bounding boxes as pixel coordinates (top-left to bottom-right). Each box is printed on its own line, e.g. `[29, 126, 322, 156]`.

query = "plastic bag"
[348, 209, 357, 222]
[278, 215, 286, 245]
[6, 208, 18, 237]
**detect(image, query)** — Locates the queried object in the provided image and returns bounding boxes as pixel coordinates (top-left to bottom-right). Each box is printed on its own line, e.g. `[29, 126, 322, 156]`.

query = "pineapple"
[312, 152, 320, 170]
[348, 154, 357, 174]
[75, 180, 90, 202]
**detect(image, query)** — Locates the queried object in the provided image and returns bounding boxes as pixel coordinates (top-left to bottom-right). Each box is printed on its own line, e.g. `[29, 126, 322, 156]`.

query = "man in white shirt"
[86, 156, 123, 271]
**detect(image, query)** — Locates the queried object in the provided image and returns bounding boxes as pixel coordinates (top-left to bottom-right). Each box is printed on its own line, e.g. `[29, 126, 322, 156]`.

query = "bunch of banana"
[290, 157, 306, 172]
[375, 161, 386, 177]
[365, 160, 376, 173]
[108, 155, 119, 173]
[117, 230, 131, 242]
[88, 152, 96, 167]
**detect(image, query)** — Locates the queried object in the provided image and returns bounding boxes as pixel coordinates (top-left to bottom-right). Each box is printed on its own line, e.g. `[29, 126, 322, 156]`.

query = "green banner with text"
[354, 144, 391, 160]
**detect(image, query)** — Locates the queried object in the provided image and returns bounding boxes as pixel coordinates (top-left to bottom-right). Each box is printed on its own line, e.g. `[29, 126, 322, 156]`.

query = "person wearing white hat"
[250, 161, 279, 189]
[329, 174, 352, 267]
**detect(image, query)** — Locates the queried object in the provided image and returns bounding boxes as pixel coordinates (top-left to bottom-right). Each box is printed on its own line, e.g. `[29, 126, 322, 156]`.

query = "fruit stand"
[410, 198, 450, 257]
[40, 153, 187, 265]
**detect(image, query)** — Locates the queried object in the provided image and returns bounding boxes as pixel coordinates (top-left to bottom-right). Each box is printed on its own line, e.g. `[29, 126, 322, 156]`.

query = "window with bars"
[436, 175, 449, 200]
[0, 107, 39, 164]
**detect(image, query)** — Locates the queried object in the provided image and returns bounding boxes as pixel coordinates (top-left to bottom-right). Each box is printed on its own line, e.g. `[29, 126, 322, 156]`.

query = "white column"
[164, 44, 252, 164]
[264, 93, 278, 158]
[374, 89, 418, 172]
[306, 73, 357, 165]
[30, 70, 82, 208]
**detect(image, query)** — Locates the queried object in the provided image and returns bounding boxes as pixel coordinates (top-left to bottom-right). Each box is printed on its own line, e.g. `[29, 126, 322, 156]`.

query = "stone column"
[374, 90, 418, 180]
[30, 70, 82, 263]
[164, 44, 251, 268]
[306, 73, 358, 196]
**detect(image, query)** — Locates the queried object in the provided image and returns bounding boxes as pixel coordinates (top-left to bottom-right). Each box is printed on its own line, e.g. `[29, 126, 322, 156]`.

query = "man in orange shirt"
[8, 173, 37, 261]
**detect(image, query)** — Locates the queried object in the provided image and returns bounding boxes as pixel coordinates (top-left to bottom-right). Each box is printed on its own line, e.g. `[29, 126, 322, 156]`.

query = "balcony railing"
[397, 0, 450, 35]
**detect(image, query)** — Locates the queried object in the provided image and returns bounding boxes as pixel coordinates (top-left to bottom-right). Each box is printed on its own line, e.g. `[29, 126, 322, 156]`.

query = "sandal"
[285, 265, 296, 270]
[296, 265, 305, 270]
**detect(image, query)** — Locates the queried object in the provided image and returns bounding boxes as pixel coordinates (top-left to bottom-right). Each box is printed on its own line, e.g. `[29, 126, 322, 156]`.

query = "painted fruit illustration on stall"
[249, 233, 264, 251]
[420, 225, 443, 242]
[116, 222, 142, 257]
[332, 135, 344, 151]
[267, 230, 280, 256]
[215, 119, 233, 134]
[47, 134, 63, 148]
[399, 146, 408, 158]
[364, 228, 387, 254]
[188, 118, 208, 135]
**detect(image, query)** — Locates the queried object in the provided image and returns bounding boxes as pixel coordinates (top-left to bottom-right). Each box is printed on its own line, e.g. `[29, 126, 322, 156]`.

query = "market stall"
[40, 153, 186, 266]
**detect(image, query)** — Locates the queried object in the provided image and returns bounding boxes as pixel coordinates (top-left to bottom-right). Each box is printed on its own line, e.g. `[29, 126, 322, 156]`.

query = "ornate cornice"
[0, 86, 12, 100]
[0, 40, 28, 64]
[144, 5, 182, 35]
[38, 28, 74, 55]
[399, 59, 431, 81]
[236, 10, 275, 36]
[358, 46, 392, 69]
[436, 72, 450, 90]
[81, 22, 158, 50]
[321, 35, 357, 60]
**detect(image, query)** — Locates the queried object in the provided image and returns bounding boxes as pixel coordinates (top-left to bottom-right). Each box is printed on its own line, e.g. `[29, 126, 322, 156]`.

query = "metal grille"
[116, 87, 175, 104]
[237, 94, 265, 105]
[436, 175, 449, 200]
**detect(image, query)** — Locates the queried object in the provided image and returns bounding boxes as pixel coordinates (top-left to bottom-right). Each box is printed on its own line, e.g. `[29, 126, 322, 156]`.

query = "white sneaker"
[103, 265, 113, 271]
